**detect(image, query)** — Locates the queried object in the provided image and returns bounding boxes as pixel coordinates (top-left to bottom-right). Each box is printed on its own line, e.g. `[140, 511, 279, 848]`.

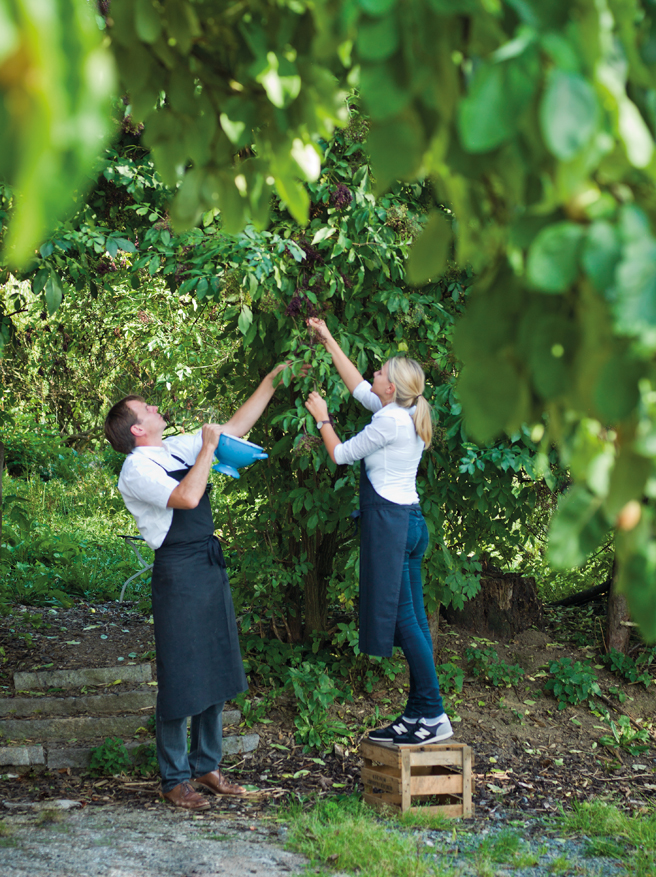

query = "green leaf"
[594, 353, 643, 423]
[540, 70, 599, 160]
[274, 175, 309, 226]
[614, 208, 656, 347]
[357, 14, 399, 62]
[114, 237, 136, 254]
[547, 485, 610, 569]
[457, 53, 539, 153]
[32, 268, 49, 296]
[358, 0, 397, 14]
[366, 112, 425, 192]
[406, 211, 451, 285]
[44, 272, 63, 316]
[311, 227, 336, 245]
[526, 222, 585, 292]
[135, 0, 162, 44]
[582, 222, 621, 293]
[604, 446, 651, 521]
[238, 304, 253, 336]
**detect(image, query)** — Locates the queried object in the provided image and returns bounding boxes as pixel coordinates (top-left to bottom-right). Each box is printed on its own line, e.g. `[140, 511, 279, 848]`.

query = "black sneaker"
[393, 715, 453, 746]
[368, 716, 416, 743]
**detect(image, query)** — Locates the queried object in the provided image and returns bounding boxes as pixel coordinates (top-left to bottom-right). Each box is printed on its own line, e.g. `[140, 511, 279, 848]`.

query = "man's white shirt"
[333, 380, 424, 505]
[118, 433, 203, 549]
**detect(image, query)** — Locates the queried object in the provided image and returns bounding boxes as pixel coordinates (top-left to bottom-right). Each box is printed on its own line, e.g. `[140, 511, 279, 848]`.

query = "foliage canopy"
[2, 0, 656, 638]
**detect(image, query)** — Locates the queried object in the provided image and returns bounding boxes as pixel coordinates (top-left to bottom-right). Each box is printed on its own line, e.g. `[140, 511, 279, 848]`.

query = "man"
[104, 363, 291, 810]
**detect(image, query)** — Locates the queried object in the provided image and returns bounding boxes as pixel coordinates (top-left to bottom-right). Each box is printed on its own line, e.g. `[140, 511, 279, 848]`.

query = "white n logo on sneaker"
[392, 722, 406, 735]
[416, 727, 432, 740]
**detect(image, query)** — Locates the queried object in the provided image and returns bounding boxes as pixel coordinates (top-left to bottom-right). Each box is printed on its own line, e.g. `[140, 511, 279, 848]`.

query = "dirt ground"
[1, 599, 655, 819]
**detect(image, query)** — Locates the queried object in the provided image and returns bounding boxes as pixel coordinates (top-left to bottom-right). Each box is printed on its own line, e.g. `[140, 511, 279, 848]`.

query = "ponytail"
[386, 356, 433, 448]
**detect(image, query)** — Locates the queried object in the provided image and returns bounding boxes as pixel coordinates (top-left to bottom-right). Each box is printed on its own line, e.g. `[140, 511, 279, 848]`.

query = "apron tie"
[207, 534, 226, 568]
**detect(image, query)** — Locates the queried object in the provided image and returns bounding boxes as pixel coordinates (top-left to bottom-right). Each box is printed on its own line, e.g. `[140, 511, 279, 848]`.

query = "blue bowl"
[212, 434, 268, 479]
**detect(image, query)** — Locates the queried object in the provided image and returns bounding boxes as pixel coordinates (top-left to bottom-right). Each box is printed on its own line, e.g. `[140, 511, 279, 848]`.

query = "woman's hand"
[307, 317, 334, 346]
[305, 391, 330, 422]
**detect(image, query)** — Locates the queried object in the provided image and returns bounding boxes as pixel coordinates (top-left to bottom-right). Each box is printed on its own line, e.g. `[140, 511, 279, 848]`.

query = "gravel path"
[0, 799, 637, 877]
[0, 802, 307, 877]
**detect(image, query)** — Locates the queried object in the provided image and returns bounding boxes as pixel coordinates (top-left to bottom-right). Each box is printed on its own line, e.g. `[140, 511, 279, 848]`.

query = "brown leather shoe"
[193, 769, 246, 796]
[162, 781, 211, 810]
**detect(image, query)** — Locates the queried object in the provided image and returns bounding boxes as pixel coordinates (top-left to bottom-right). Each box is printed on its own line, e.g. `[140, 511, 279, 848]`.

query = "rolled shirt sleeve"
[118, 456, 180, 509]
[352, 380, 382, 413]
[334, 413, 397, 466]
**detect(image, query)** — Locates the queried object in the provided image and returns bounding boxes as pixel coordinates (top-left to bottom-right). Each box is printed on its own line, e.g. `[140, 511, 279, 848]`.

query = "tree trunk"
[427, 605, 441, 662]
[443, 569, 543, 640]
[0, 440, 3, 549]
[606, 562, 631, 654]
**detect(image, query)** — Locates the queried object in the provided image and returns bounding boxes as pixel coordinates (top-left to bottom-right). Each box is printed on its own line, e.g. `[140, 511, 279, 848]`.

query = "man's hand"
[305, 391, 330, 422]
[201, 423, 225, 453]
[271, 360, 312, 383]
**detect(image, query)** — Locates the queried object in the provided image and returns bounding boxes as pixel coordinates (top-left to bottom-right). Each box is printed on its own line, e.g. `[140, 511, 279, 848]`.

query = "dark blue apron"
[150, 456, 247, 721]
[358, 460, 412, 657]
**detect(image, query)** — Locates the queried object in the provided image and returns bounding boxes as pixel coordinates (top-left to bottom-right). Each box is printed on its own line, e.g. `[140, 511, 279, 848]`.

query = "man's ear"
[130, 422, 145, 437]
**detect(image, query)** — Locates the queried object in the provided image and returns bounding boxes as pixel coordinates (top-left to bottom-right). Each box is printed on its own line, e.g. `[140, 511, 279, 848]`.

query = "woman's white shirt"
[117, 433, 203, 549]
[333, 380, 424, 505]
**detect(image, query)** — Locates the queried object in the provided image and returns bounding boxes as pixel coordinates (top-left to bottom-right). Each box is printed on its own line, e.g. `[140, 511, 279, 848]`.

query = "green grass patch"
[284, 795, 464, 877]
[551, 801, 656, 876]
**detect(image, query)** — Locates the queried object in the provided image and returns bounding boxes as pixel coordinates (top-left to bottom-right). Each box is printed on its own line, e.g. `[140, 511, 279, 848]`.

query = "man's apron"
[150, 458, 247, 721]
[358, 460, 412, 657]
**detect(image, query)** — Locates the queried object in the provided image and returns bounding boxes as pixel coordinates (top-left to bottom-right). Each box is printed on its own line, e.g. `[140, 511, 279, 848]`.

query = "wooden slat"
[462, 745, 473, 817]
[409, 749, 464, 768]
[360, 741, 402, 769]
[361, 767, 401, 795]
[363, 792, 402, 811]
[362, 762, 400, 780]
[401, 749, 412, 813]
[410, 773, 462, 796]
[407, 803, 465, 818]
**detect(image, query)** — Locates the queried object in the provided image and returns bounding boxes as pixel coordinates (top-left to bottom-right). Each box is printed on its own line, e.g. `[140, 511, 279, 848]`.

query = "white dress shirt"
[118, 433, 204, 549]
[333, 380, 424, 505]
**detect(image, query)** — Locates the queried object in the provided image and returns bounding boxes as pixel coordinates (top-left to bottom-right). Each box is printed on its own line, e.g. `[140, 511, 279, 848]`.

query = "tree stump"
[443, 569, 543, 640]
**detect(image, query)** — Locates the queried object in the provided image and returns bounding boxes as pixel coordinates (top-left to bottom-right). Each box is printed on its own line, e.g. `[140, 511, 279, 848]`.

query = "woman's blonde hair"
[386, 356, 433, 448]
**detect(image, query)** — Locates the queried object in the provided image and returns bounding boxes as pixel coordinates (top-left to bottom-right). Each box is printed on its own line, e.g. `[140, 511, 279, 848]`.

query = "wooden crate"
[361, 740, 474, 817]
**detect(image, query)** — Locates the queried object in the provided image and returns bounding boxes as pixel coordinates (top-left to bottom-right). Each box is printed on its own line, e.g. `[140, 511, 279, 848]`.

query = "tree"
[2, 0, 656, 639]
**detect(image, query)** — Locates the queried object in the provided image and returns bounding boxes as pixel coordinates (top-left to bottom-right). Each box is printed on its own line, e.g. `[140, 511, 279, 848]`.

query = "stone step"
[13, 664, 152, 691]
[0, 709, 241, 743]
[0, 733, 259, 771]
[0, 691, 157, 719]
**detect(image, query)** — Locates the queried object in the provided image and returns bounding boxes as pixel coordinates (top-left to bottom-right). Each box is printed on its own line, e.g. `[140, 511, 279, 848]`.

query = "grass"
[284, 795, 656, 877]
[550, 801, 656, 877]
[284, 795, 459, 877]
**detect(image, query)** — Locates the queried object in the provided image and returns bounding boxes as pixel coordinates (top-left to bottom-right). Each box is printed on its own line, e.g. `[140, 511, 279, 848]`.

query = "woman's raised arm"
[307, 318, 364, 395]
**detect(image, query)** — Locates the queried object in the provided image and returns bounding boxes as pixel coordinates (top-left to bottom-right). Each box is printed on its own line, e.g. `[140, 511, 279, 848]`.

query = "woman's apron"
[150, 457, 247, 721]
[358, 460, 412, 657]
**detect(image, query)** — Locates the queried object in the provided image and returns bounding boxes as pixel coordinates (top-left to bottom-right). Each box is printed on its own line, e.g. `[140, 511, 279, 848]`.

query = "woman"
[304, 318, 452, 746]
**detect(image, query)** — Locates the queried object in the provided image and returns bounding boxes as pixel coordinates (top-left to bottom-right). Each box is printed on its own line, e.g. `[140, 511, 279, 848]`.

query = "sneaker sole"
[395, 728, 454, 746]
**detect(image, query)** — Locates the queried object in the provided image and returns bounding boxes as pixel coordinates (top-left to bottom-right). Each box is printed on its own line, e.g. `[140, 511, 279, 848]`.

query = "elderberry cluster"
[330, 184, 353, 210]
[284, 292, 319, 318]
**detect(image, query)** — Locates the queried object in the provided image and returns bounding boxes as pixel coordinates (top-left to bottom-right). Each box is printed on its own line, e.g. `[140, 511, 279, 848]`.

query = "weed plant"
[544, 657, 602, 709]
[464, 645, 525, 687]
[88, 737, 132, 776]
[602, 648, 652, 688]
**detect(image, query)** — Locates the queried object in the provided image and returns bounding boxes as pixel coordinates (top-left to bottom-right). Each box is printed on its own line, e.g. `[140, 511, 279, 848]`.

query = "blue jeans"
[393, 508, 444, 719]
[156, 700, 224, 792]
